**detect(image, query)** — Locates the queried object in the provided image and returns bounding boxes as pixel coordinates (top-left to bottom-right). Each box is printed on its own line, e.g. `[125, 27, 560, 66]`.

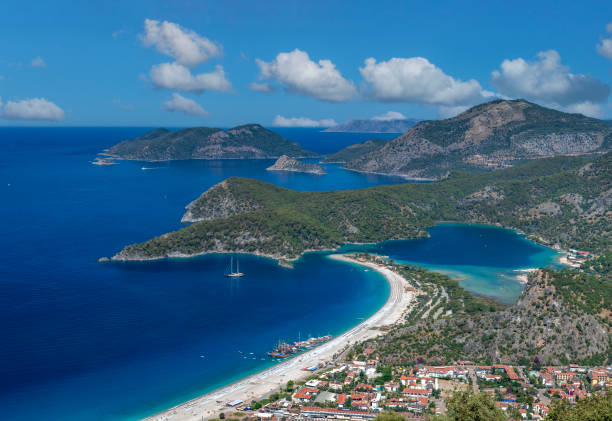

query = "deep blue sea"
[0, 127, 559, 420]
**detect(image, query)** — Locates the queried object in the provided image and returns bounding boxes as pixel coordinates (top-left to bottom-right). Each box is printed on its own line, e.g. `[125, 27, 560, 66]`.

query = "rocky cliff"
[345, 100, 611, 179]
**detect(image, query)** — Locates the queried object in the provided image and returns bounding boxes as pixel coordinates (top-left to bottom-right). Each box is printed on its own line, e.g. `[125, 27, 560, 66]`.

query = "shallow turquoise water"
[339, 223, 560, 304]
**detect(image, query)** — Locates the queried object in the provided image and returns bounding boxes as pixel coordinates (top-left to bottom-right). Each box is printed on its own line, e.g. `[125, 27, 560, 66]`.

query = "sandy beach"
[143, 254, 415, 421]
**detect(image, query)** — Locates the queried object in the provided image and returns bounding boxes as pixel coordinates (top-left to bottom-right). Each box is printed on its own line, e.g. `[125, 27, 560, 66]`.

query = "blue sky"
[0, 0, 611, 126]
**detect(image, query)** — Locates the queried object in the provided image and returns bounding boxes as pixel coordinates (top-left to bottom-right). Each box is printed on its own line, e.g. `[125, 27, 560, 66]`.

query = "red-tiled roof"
[403, 388, 430, 396]
[300, 407, 374, 417]
[293, 387, 319, 399]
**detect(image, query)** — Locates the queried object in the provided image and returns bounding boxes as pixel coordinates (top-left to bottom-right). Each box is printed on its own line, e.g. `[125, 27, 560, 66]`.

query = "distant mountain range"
[343, 99, 612, 179]
[105, 124, 317, 161]
[323, 118, 419, 133]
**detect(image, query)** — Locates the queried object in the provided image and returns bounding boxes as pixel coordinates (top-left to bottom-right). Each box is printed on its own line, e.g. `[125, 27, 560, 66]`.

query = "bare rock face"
[266, 155, 326, 175]
[344, 99, 611, 179]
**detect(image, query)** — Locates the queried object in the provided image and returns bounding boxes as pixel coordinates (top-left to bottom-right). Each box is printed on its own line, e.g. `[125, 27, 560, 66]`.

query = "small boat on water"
[267, 335, 332, 358]
[226, 256, 244, 277]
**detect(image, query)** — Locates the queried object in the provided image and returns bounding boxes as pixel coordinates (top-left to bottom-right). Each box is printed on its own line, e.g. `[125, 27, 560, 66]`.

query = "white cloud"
[163, 93, 208, 116]
[491, 50, 610, 117]
[359, 57, 487, 106]
[249, 82, 275, 93]
[1, 98, 64, 121]
[273, 115, 337, 127]
[597, 22, 612, 59]
[598, 39, 612, 59]
[256, 49, 356, 102]
[563, 101, 605, 119]
[141, 19, 221, 67]
[150, 62, 231, 93]
[30, 57, 46, 68]
[372, 111, 407, 121]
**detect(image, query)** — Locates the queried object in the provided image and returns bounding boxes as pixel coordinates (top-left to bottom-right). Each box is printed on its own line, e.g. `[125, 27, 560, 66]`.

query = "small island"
[266, 155, 326, 175]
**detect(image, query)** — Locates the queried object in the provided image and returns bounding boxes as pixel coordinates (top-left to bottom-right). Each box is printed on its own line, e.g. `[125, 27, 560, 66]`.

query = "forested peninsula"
[110, 152, 611, 263]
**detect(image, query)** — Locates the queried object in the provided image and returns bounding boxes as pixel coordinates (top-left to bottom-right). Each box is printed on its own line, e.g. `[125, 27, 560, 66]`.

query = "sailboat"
[226, 256, 244, 277]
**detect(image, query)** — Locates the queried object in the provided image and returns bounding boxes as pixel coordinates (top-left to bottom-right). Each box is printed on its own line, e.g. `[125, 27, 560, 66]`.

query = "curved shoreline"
[108, 221, 564, 266]
[142, 254, 414, 421]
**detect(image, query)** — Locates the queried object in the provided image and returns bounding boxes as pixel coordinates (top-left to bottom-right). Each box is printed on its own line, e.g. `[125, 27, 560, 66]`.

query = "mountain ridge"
[105, 124, 318, 161]
[344, 99, 611, 179]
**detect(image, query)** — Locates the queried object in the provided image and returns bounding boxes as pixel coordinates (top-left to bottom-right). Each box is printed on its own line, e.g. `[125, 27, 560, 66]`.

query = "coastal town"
[214, 253, 611, 421]
[149, 251, 611, 421]
[232, 358, 611, 420]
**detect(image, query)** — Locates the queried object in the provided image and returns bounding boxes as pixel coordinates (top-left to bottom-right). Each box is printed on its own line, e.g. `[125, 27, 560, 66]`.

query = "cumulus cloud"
[256, 49, 356, 102]
[163, 93, 208, 116]
[1, 98, 64, 121]
[491, 50, 610, 117]
[372, 111, 407, 121]
[273, 115, 337, 127]
[597, 21, 612, 59]
[141, 19, 221, 67]
[563, 101, 605, 119]
[359, 57, 487, 106]
[150, 62, 231, 93]
[598, 39, 612, 59]
[249, 82, 275, 93]
[30, 57, 46, 68]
